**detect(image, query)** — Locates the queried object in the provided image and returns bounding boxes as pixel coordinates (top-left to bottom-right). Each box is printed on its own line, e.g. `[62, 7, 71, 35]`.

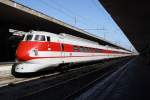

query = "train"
[11, 30, 132, 76]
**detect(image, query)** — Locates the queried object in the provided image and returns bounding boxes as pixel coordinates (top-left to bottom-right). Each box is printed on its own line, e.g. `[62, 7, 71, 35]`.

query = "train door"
[105, 45, 110, 59]
[61, 43, 65, 57]
[46, 36, 51, 51]
[58, 37, 65, 61]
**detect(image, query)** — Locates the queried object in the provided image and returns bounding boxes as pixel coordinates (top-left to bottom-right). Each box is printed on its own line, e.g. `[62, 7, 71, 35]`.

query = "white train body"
[12, 31, 132, 74]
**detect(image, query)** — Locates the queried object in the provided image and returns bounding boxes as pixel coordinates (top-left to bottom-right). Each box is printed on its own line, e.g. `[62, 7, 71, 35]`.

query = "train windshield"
[34, 35, 45, 41]
[24, 34, 33, 41]
[24, 34, 46, 41]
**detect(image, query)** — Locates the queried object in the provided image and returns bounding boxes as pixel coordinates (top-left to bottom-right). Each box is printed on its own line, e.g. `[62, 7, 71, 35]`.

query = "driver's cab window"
[24, 34, 33, 41]
[34, 35, 45, 41]
[24, 34, 46, 42]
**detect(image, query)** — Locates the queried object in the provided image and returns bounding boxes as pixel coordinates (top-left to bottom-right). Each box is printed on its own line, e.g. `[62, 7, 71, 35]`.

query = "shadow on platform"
[75, 56, 150, 100]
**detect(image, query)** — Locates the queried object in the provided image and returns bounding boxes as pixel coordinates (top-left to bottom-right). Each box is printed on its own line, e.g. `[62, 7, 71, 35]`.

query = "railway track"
[0, 72, 60, 88]
[0, 57, 132, 100]
[0, 62, 100, 87]
[0, 59, 108, 87]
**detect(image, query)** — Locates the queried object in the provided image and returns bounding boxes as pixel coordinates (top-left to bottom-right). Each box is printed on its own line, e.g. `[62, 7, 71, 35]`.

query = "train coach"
[11, 30, 132, 76]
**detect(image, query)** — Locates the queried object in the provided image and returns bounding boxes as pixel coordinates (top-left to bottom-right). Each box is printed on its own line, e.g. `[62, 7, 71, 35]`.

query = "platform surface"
[0, 63, 12, 76]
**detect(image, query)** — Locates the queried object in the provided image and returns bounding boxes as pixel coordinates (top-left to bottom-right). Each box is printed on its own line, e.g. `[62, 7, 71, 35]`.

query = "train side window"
[47, 36, 50, 41]
[81, 47, 88, 52]
[96, 49, 99, 53]
[82, 47, 85, 52]
[88, 48, 92, 52]
[99, 49, 102, 53]
[86, 47, 89, 52]
[34, 35, 39, 41]
[93, 48, 96, 53]
[94, 49, 96, 53]
[88, 48, 91, 52]
[80, 47, 84, 52]
[40, 35, 45, 41]
[74, 46, 78, 52]
[84, 47, 88, 52]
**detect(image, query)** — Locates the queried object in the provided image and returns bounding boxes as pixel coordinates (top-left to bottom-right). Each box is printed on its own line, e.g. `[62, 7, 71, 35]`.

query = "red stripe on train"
[16, 41, 125, 61]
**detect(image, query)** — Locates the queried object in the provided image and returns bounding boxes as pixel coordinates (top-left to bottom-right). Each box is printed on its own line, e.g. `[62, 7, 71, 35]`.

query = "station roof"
[0, 0, 127, 50]
[99, 0, 150, 52]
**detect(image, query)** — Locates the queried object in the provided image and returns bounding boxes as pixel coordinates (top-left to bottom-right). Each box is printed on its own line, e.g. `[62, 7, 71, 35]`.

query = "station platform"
[0, 63, 12, 76]
[76, 56, 150, 100]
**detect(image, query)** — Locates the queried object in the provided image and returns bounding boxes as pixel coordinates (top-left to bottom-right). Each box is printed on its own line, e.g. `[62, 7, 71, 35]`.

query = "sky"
[14, 0, 136, 52]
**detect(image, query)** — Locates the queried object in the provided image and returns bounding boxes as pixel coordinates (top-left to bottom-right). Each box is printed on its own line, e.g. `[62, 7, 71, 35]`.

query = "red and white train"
[11, 30, 132, 75]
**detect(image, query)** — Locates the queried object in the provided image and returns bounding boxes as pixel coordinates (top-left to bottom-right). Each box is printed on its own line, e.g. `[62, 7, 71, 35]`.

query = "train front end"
[11, 31, 50, 75]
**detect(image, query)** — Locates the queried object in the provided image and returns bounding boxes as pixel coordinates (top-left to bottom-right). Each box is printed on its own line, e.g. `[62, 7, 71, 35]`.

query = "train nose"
[16, 50, 29, 61]
[16, 41, 33, 61]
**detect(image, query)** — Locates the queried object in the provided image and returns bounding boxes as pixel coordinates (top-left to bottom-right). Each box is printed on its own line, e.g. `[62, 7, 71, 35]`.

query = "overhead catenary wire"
[39, 0, 104, 30]
[49, 0, 100, 26]
[39, 0, 75, 20]
[39, 0, 87, 26]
